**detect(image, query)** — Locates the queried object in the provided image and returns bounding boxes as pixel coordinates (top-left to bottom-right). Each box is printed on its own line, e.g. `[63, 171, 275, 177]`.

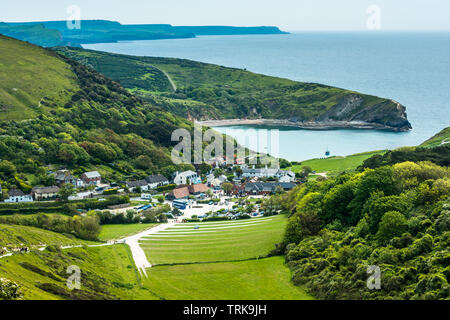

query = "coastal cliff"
[55, 47, 412, 132]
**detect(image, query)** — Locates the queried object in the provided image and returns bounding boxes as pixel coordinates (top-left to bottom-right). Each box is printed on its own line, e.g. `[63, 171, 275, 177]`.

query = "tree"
[376, 211, 407, 243]
[58, 183, 76, 201]
[213, 168, 224, 178]
[0, 160, 16, 179]
[222, 182, 233, 195]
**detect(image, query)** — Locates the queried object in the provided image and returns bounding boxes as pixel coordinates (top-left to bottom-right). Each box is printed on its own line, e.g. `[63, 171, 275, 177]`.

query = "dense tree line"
[279, 158, 449, 299]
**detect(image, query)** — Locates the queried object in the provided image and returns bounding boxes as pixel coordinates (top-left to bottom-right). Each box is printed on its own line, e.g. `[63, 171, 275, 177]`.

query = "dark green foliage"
[360, 145, 450, 169]
[282, 157, 449, 300]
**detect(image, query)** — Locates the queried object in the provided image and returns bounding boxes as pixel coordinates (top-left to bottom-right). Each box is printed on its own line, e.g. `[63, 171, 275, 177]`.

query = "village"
[0, 156, 302, 222]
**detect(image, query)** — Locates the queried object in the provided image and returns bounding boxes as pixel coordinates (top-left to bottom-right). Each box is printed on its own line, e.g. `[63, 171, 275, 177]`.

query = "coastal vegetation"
[279, 144, 450, 299]
[55, 47, 412, 131]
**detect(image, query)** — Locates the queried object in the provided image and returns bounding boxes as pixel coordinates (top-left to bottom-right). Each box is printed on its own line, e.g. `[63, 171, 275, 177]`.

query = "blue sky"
[1, 0, 449, 31]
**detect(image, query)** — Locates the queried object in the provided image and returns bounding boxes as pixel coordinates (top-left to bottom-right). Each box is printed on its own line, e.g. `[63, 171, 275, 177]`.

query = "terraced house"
[31, 186, 60, 201]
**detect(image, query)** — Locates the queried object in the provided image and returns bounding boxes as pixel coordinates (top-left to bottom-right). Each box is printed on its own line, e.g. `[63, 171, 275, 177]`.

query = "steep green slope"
[0, 224, 92, 249]
[0, 36, 79, 121]
[55, 47, 412, 131]
[0, 244, 157, 300]
[0, 36, 195, 193]
[421, 127, 450, 148]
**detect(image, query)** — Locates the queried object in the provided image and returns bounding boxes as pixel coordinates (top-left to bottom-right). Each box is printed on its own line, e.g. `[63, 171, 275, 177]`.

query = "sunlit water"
[84, 32, 450, 161]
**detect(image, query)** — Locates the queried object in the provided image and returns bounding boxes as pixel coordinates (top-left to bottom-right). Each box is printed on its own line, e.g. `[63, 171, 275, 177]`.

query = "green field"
[140, 216, 287, 265]
[291, 150, 387, 175]
[144, 256, 312, 300]
[99, 223, 159, 241]
[138, 215, 312, 300]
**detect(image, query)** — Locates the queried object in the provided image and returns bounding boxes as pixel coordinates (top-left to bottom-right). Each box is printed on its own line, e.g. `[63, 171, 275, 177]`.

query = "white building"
[242, 167, 295, 182]
[4, 189, 33, 203]
[173, 170, 200, 185]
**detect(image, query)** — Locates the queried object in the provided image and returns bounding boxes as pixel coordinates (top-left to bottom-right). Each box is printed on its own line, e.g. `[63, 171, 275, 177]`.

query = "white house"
[242, 166, 295, 182]
[277, 170, 296, 182]
[174, 170, 200, 185]
[4, 189, 33, 203]
[126, 180, 151, 192]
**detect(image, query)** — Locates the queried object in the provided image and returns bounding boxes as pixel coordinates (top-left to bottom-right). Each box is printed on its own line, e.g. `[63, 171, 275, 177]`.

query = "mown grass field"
[140, 216, 287, 265]
[139, 215, 312, 300]
[99, 223, 159, 241]
[290, 150, 387, 175]
[144, 256, 312, 300]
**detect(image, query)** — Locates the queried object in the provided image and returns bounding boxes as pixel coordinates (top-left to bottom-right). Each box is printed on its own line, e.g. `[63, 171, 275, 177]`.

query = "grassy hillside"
[0, 244, 158, 300]
[0, 224, 92, 249]
[55, 47, 412, 131]
[290, 150, 387, 176]
[0, 36, 79, 121]
[421, 127, 450, 148]
[0, 35, 199, 195]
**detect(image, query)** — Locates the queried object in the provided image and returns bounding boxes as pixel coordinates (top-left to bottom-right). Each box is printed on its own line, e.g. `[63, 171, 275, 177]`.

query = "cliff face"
[316, 94, 412, 131]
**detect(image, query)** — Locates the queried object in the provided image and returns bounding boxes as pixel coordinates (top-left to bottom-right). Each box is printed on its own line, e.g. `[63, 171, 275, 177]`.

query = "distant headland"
[0, 20, 289, 47]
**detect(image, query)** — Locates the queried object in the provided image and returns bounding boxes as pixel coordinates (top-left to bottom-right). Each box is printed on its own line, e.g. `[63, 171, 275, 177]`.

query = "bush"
[0, 278, 23, 300]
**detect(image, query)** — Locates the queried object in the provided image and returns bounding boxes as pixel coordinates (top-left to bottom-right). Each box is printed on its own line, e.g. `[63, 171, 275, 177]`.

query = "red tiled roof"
[188, 184, 210, 194]
[169, 187, 190, 199]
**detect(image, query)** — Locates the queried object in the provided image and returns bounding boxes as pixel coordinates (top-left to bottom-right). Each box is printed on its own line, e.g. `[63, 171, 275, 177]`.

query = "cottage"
[81, 171, 101, 186]
[145, 174, 169, 189]
[4, 189, 33, 203]
[126, 180, 150, 192]
[31, 186, 60, 201]
[54, 170, 77, 186]
[173, 170, 200, 185]
[244, 182, 296, 195]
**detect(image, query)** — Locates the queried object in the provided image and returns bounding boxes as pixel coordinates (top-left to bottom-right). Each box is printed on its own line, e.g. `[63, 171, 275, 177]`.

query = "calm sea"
[84, 32, 450, 161]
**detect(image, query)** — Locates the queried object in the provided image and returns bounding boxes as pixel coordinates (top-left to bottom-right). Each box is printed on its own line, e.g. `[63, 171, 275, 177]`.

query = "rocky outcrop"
[316, 94, 412, 132]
